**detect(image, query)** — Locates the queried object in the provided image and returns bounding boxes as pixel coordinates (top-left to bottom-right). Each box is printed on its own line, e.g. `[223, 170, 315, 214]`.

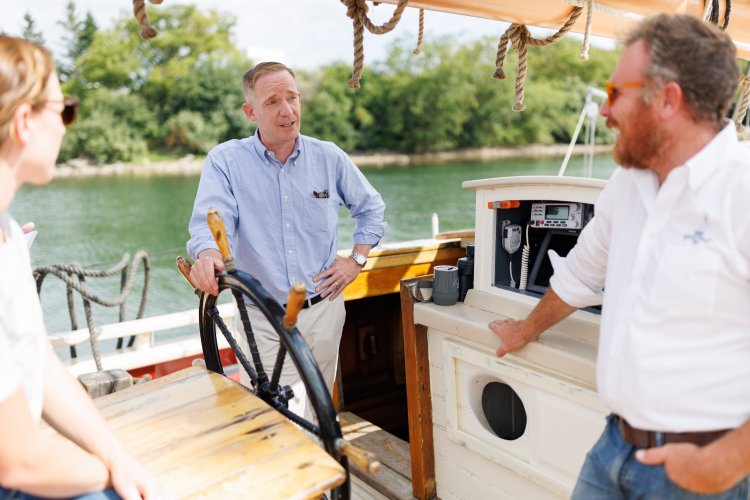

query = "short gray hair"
[624, 14, 740, 124]
[242, 62, 295, 102]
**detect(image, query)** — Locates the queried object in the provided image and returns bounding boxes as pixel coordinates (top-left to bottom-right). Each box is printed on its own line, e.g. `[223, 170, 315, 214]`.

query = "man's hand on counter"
[489, 319, 531, 357]
[489, 287, 577, 357]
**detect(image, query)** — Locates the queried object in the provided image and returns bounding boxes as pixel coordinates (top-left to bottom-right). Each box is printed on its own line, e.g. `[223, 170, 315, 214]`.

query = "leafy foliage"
[54, 3, 620, 164]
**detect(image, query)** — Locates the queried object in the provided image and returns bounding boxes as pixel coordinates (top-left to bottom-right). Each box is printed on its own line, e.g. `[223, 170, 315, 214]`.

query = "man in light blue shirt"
[187, 62, 386, 416]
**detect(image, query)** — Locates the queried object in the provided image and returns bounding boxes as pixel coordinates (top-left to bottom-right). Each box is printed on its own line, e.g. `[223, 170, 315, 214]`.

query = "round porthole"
[481, 381, 526, 440]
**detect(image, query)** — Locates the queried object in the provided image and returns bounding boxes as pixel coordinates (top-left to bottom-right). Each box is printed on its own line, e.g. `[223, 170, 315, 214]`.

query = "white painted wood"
[415, 176, 609, 499]
[49, 302, 235, 347]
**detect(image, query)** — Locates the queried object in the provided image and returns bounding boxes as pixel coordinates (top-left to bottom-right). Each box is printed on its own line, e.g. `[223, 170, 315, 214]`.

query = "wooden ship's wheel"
[178, 208, 379, 500]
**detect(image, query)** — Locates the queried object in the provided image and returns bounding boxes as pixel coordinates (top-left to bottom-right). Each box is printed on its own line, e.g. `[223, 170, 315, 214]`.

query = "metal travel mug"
[433, 265, 459, 306]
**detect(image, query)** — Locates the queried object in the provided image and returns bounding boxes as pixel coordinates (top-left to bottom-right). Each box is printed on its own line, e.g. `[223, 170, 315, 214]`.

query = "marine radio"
[529, 202, 584, 229]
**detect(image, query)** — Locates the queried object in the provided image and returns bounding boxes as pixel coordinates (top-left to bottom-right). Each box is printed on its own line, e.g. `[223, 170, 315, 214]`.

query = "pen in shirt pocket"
[313, 189, 329, 199]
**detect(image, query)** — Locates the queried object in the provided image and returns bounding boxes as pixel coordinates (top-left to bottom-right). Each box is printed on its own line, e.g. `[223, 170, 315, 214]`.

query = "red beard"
[608, 100, 666, 170]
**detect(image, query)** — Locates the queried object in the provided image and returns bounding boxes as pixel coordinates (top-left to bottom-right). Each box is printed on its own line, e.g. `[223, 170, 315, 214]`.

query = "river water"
[10, 156, 615, 340]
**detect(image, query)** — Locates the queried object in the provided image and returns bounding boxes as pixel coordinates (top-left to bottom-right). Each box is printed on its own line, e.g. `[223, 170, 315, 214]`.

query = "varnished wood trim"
[434, 229, 475, 240]
[400, 276, 436, 499]
[345, 246, 465, 301]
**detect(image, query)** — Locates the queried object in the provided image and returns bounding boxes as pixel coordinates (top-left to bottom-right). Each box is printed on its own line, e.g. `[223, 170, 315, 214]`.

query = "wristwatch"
[349, 252, 367, 267]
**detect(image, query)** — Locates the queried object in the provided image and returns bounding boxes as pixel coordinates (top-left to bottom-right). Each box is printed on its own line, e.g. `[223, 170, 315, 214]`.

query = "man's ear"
[659, 81, 683, 119]
[241, 102, 257, 122]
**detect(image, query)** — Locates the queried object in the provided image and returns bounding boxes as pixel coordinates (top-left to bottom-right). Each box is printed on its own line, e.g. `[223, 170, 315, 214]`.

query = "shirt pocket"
[304, 197, 334, 233]
[649, 243, 720, 315]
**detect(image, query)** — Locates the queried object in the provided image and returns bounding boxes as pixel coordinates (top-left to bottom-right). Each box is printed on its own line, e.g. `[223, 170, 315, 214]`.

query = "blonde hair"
[242, 62, 296, 102]
[0, 35, 54, 144]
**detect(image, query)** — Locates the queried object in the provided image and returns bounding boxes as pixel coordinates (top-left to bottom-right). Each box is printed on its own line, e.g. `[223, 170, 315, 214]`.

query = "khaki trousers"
[233, 293, 345, 419]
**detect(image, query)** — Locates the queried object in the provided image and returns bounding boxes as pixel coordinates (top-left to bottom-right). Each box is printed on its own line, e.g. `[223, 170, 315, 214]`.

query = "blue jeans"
[572, 414, 749, 499]
[0, 487, 119, 500]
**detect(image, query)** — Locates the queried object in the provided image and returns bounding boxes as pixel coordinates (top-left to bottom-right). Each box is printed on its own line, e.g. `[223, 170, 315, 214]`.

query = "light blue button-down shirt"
[187, 130, 387, 304]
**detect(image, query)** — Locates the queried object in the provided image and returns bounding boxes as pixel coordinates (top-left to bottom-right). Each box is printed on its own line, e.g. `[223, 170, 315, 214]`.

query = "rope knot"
[492, 7, 582, 112]
[133, 0, 163, 40]
[343, 0, 410, 89]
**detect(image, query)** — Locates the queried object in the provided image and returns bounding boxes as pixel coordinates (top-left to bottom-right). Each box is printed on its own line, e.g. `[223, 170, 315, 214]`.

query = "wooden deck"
[95, 365, 346, 498]
[341, 412, 413, 500]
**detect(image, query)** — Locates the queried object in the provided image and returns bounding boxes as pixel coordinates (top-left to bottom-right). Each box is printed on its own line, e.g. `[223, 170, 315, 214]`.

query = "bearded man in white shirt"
[490, 14, 750, 498]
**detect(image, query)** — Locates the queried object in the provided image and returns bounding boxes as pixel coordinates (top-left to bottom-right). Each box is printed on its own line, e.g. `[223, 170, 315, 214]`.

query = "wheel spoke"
[233, 290, 269, 386]
[269, 344, 287, 393]
[208, 307, 258, 386]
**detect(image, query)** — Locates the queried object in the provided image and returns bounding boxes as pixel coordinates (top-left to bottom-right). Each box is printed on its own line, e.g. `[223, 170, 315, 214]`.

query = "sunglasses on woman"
[604, 81, 644, 107]
[43, 96, 79, 126]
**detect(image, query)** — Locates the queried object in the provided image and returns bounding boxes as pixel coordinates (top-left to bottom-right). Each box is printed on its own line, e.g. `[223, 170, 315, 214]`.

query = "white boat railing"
[53, 302, 235, 377]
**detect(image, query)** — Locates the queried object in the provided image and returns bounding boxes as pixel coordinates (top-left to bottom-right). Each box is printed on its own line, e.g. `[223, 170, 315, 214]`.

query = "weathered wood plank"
[351, 473, 389, 500]
[340, 411, 412, 499]
[94, 366, 345, 498]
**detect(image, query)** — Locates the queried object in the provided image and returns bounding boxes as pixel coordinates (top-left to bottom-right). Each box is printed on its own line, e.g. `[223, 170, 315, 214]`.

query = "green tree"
[300, 65, 358, 150]
[58, 89, 154, 163]
[62, 5, 252, 160]
[22, 13, 45, 45]
[58, 2, 98, 83]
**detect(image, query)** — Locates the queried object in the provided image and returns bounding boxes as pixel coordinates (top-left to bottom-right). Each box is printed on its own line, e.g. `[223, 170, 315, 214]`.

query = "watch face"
[351, 253, 366, 266]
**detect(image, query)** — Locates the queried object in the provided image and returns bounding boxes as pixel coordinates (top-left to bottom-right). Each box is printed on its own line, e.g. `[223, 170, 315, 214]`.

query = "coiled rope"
[34, 252, 151, 371]
[341, 0, 410, 88]
[132, 0, 165, 39]
[493, 7, 584, 112]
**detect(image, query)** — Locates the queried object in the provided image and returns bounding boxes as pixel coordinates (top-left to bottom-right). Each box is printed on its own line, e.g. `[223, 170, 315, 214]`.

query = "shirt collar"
[251, 128, 303, 165]
[684, 120, 737, 190]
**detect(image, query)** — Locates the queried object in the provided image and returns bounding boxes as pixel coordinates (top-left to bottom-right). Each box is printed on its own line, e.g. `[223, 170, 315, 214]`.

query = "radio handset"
[502, 224, 522, 287]
[502, 225, 522, 254]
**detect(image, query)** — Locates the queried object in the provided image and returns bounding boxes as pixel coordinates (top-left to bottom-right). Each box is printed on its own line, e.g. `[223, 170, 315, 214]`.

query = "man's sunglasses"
[44, 96, 79, 126]
[604, 81, 644, 107]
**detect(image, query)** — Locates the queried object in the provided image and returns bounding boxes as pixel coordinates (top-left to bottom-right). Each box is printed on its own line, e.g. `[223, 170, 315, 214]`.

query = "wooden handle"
[176, 256, 196, 289]
[207, 208, 236, 272]
[207, 208, 231, 261]
[336, 438, 381, 474]
[283, 282, 307, 330]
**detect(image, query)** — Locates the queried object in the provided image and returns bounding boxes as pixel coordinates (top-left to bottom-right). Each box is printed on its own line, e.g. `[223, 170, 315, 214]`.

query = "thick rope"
[341, 0, 410, 88]
[34, 252, 150, 371]
[579, 0, 594, 61]
[734, 73, 750, 132]
[703, 0, 716, 22]
[413, 9, 425, 55]
[132, 0, 164, 40]
[703, 0, 732, 30]
[133, 0, 156, 39]
[493, 7, 583, 111]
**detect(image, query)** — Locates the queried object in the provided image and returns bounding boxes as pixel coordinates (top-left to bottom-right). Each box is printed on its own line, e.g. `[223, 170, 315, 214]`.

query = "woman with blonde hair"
[0, 35, 161, 500]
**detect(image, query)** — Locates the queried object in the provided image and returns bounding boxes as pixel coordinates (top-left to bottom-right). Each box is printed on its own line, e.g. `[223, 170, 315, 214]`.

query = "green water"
[10, 156, 615, 338]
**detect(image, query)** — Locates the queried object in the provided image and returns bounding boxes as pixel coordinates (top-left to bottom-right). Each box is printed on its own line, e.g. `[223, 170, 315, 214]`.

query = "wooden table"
[95, 365, 346, 498]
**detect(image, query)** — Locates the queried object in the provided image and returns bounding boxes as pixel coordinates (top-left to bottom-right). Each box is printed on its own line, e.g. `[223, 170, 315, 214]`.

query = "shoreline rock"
[54, 144, 614, 179]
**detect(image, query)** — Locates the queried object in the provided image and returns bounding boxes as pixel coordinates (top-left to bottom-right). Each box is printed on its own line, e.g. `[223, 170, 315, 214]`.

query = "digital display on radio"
[545, 205, 569, 220]
[530, 201, 585, 229]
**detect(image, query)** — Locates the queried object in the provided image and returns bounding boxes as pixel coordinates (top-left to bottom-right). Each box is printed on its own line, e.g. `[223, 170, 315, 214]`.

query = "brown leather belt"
[617, 415, 730, 449]
[283, 294, 324, 310]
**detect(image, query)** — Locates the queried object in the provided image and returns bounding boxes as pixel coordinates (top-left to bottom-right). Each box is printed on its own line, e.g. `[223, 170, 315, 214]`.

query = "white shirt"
[0, 213, 46, 421]
[550, 122, 750, 432]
